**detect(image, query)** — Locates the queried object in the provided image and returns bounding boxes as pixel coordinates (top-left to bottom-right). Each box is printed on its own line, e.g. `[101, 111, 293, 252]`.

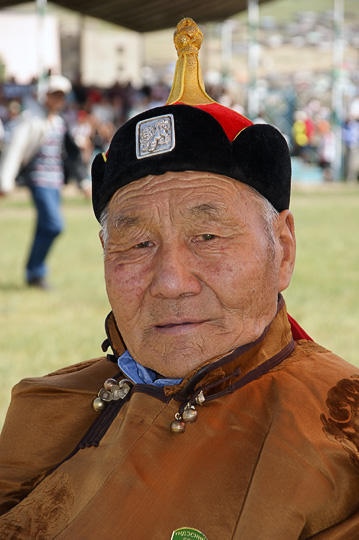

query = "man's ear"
[276, 210, 296, 292]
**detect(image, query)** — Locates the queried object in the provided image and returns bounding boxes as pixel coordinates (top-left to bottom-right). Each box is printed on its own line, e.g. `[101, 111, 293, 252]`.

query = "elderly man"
[0, 19, 359, 540]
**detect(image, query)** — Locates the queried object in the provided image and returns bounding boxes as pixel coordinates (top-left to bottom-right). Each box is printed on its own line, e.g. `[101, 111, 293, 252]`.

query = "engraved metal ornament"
[111, 384, 130, 400]
[98, 388, 113, 402]
[136, 114, 175, 159]
[93, 379, 131, 412]
[104, 378, 117, 391]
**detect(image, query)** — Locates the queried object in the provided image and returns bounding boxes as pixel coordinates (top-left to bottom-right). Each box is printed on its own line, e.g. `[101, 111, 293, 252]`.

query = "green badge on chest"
[171, 527, 208, 540]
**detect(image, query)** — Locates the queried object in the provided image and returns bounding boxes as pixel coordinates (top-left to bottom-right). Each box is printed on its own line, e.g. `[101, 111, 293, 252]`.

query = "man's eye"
[135, 241, 152, 249]
[201, 234, 216, 241]
[193, 234, 217, 243]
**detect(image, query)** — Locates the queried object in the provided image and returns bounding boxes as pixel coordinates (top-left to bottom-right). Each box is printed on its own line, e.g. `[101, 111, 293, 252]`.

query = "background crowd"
[1, 77, 359, 184]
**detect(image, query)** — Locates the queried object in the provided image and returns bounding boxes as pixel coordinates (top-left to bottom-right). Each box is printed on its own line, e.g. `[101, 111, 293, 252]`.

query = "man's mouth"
[155, 320, 207, 333]
[156, 319, 204, 327]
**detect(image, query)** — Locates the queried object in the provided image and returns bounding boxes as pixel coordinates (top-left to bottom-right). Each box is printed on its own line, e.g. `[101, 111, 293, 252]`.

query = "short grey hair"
[99, 183, 280, 250]
[243, 184, 279, 250]
[99, 203, 110, 247]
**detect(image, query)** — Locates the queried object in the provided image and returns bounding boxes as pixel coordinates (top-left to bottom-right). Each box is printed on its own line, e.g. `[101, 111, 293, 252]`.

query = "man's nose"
[150, 243, 202, 298]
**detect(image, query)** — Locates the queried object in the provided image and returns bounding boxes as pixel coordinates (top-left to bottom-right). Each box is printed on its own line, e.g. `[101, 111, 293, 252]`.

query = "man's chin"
[137, 342, 222, 379]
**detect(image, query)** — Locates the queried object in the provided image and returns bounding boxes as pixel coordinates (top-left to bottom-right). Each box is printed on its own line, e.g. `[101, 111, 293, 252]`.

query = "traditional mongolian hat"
[92, 17, 291, 221]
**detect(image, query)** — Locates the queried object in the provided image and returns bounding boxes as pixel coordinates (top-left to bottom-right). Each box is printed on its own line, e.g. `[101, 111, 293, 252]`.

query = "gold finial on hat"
[166, 18, 214, 106]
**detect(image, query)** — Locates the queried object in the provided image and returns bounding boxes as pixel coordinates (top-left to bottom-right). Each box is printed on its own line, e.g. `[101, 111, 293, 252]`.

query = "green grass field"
[1, 183, 359, 429]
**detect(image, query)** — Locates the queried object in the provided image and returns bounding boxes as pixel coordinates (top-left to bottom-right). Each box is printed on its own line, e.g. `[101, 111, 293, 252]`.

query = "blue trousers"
[26, 186, 64, 281]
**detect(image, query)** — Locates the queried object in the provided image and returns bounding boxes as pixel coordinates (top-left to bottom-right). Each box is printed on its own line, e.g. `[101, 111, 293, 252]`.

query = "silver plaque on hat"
[136, 114, 175, 159]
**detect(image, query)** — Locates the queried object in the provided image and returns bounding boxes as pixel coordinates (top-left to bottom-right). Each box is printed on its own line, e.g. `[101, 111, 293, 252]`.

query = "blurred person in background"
[91, 93, 116, 125]
[292, 109, 315, 163]
[71, 109, 96, 169]
[0, 100, 22, 152]
[0, 117, 3, 153]
[0, 75, 89, 289]
[343, 115, 359, 183]
[317, 119, 336, 181]
[71, 109, 116, 182]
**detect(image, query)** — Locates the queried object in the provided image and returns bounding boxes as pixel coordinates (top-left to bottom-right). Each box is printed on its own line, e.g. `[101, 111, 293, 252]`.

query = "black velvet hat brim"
[92, 104, 291, 221]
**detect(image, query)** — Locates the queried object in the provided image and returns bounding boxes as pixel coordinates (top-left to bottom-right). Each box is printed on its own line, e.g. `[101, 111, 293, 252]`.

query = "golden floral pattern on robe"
[0, 473, 74, 540]
[321, 375, 359, 468]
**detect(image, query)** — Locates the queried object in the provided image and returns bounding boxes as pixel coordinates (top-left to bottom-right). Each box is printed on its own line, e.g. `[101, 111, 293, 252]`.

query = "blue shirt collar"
[118, 350, 183, 387]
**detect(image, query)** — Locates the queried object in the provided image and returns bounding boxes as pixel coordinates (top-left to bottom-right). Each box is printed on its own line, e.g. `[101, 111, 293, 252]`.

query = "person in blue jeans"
[26, 186, 64, 287]
[0, 75, 88, 289]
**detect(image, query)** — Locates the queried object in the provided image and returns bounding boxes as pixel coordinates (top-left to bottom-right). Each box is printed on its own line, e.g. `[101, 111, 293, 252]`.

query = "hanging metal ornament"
[182, 404, 198, 424]
[92, 397, 107, 412]
[170, 393, 206, 434]
[170, 413, 187, 434]
[92, 378, 131, 412]
[195, 390, 205, 406]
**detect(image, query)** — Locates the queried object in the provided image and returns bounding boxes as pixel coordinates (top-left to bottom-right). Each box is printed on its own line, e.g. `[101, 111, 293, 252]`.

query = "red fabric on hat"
[181, 102, 253, 141]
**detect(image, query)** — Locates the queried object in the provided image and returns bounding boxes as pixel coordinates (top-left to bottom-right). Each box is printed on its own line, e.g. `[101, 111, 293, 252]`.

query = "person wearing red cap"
[0, 19, 358, 539]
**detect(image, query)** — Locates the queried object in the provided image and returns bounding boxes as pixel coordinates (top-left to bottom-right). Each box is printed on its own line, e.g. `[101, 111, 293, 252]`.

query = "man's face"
[103, 171, 295, 378]
[46, 91, 66, 113]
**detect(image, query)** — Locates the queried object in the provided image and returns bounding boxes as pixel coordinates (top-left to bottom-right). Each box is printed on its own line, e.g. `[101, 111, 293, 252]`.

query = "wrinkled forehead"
[108, 171, 251, 214]
[102, 172, 267, 239]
